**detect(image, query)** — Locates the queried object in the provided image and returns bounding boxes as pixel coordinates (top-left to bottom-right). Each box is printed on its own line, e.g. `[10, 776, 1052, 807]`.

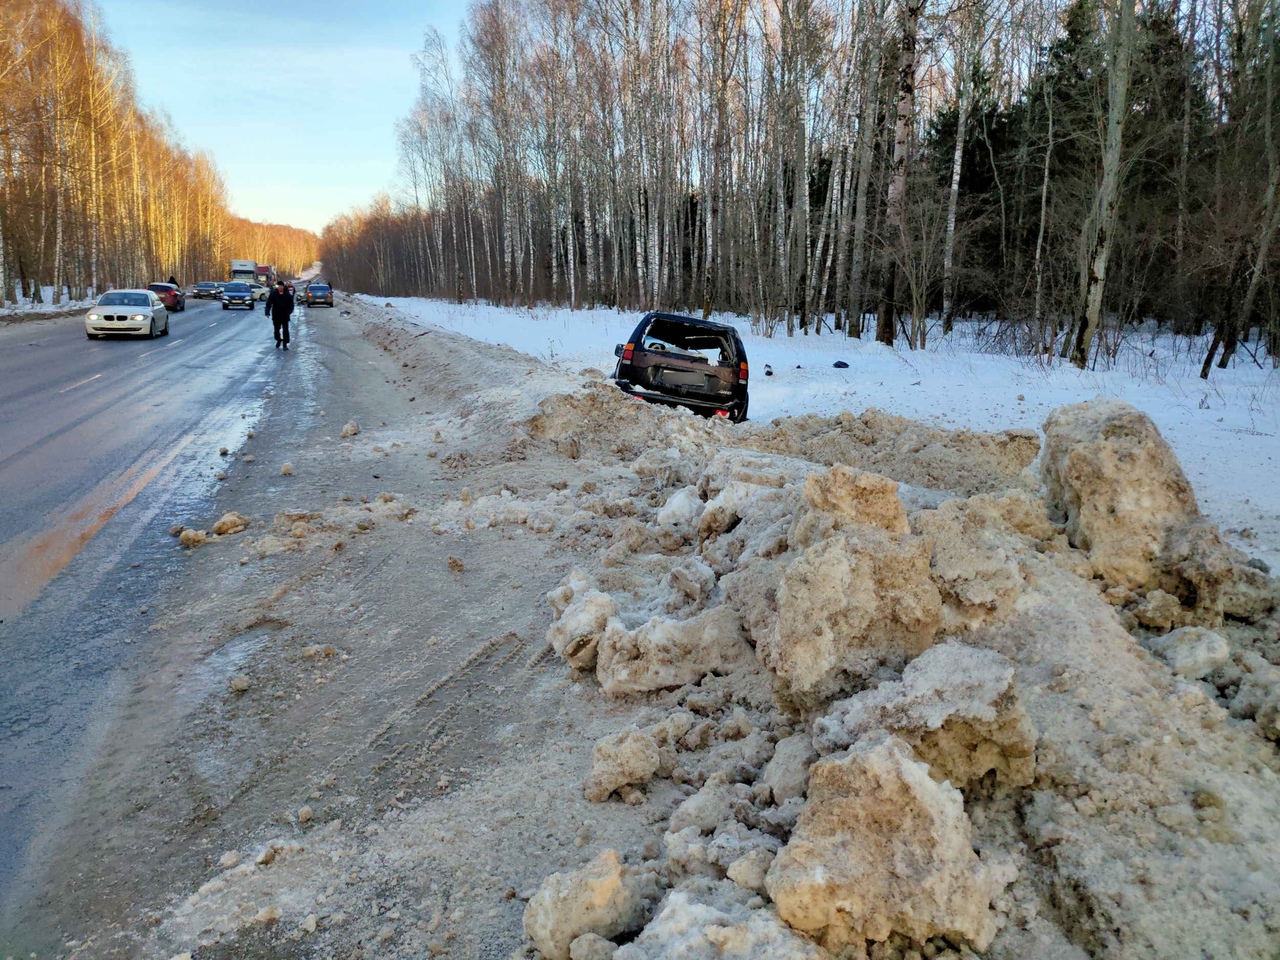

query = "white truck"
[229, 259, 257, 283]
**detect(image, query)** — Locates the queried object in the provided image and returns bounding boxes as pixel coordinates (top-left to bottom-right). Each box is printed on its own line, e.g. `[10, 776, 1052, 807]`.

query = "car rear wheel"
[222, 302, 228, 310]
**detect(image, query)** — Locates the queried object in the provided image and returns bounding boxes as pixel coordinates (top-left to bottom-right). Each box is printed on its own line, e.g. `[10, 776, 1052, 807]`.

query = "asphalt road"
[0, 296, 312, 935]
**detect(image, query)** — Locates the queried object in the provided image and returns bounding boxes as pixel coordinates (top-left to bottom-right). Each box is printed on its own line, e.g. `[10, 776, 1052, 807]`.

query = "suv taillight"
[622, 342, 635, 361]
[739, 361, 748, 382]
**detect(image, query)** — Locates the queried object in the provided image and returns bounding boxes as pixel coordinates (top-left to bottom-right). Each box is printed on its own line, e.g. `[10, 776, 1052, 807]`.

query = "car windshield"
[308, 285, 331, 293]
[224, 283, 249, 292]
[98, 293, 150, 307]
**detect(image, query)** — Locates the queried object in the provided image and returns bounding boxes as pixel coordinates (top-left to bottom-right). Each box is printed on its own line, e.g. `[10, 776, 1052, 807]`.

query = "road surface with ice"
[0, 298, 319, 939]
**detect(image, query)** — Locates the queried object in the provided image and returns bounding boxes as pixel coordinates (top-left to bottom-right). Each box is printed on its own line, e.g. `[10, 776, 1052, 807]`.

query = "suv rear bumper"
[613, 380, 746, 422]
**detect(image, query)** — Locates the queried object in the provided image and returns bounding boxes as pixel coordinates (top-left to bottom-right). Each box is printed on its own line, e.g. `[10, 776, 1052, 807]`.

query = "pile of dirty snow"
[527, 397, 1280, 959]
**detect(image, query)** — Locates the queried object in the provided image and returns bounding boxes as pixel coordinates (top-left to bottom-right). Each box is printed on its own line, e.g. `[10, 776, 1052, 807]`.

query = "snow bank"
[523, 373, 1280, 957]
[360, 296, 1280, 569]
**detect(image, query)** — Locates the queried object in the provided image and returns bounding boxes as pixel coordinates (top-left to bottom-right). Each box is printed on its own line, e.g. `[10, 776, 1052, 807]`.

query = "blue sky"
[97, 0, 465, 234]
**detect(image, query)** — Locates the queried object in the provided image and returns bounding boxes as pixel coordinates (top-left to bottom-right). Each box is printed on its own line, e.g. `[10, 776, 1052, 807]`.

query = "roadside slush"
[3, 299, 635, 959]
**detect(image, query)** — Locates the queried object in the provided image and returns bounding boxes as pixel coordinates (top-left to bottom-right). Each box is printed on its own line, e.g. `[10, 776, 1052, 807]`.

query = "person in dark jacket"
[264, 279, 295, 350]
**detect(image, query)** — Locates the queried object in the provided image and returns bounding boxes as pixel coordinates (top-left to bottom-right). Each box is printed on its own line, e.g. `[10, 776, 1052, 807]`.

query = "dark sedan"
[192, 281, 222, 299]
[304, 284, 333, 307]
[221, 281, 255, 310]
[147, 282, 186, 311]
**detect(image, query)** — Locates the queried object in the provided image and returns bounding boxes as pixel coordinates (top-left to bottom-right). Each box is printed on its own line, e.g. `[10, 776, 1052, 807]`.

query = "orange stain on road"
[0, 451, 174, 623]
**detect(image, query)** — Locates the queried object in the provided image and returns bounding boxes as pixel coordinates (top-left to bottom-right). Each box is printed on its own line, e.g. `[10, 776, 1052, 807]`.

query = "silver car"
[85, 289, 170, 339]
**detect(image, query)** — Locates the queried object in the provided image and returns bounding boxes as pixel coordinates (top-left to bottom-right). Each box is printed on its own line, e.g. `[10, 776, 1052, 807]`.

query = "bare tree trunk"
[1203, 39, 1280, 376]
[0, 196, 8, 307]
[941, 32, 972, 333]
[584, 192, 597, 305]
[1032, 81, 1054, 348]
[877, 0, 924, 346]
[1173, 0, 1197, 315]
[566, 197, 578, 309]
[847, 0, 886, 338]
[814, 143, 845, 330]
[1070, 0, 1136, 369]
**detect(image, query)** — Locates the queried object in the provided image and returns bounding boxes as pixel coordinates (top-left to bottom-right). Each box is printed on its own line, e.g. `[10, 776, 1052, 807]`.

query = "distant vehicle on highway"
[147, 282, 186, 312]
[229, 259, 257, 283]
[192, 281, 222, 299]
[85, 290, 170, 339]
[304, 283, 333, 307]
[221, 281, 255, 310]
[247, 282, 269, 301]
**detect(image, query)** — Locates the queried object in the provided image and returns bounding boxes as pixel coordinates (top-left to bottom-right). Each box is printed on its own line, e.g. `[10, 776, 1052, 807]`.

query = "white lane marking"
[58, 373, 103, 394]
[137, 337, 183, 360]
[208, 323, 217, 328]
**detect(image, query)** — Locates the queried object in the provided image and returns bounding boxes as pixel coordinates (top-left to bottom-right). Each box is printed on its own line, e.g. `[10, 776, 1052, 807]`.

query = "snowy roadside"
[360, 296, 1280, 571]
[28, 297, 1278, 960]
[0, 286, 97, 319]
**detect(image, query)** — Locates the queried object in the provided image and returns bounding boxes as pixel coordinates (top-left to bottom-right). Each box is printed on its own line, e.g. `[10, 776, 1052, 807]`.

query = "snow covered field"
[361, 297, 1280, 569]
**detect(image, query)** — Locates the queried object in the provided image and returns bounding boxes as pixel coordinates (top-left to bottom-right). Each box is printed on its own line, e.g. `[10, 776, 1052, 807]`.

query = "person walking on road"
[264, 279, 295, 350]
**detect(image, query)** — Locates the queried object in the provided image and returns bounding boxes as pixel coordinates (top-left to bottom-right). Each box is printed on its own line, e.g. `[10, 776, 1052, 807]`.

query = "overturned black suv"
[612, 312, 749, 422]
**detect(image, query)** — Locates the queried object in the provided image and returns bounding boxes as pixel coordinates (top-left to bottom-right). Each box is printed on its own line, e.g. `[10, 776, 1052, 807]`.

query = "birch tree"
[1067, 0, 1136, 367]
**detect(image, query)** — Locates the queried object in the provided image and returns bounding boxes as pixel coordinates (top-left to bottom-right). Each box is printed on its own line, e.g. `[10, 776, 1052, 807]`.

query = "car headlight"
[131, 313, 147, 320]
[88, 313, 100, 320]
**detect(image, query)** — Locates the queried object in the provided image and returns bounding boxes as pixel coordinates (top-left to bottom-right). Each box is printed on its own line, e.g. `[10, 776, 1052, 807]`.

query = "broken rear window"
[641, 318, 734, 365]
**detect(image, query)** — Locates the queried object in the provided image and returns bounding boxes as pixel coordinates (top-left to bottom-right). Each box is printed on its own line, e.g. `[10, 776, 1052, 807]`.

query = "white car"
[248, 282, 269, 301]
[85, 289, 170, 339]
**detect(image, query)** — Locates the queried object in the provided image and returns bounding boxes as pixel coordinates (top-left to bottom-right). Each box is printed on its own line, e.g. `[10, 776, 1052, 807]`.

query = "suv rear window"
[224, 282, 249, 291]
[308, 285, 331, 293]
[641, 317, 734, 365]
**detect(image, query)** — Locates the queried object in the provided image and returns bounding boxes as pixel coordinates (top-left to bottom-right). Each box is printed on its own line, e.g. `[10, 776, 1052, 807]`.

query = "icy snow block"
[596, 605, 752, 696]
[766, 732, 1012, 951]
[1145, 626, 1230, 680]
[1040, 398, 1198, 592]
[583, 729, 661, 803]
[524, 849, 648, 960]
[614, 880, 826, 960]
[814, 640, 1036, 790]
[757, 528, 942, 706]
